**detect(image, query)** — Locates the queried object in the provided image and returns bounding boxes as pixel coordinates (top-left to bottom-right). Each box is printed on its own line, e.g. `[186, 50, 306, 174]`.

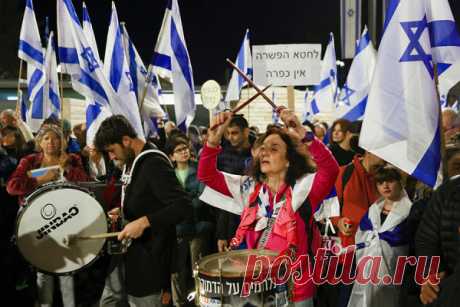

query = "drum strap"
[121, 147, 173, 210]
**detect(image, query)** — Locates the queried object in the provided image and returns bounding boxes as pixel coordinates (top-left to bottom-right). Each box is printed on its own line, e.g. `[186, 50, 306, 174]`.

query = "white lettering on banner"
[253, 44, 322, 86]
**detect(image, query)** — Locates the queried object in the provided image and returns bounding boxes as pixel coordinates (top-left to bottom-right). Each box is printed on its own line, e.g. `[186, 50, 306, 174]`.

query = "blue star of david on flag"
[81, 47, 99, 72]
[400, 16, 433, 78]
[340, 84, 355, 106]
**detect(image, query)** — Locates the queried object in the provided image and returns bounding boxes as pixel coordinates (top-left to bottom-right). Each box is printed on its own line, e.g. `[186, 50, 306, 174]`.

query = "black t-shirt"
[328, 142, 355, 166]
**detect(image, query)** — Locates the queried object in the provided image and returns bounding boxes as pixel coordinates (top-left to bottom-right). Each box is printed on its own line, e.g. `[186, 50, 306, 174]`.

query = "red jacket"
[332, 156, 379, 247]
[7, 153, 89, 204]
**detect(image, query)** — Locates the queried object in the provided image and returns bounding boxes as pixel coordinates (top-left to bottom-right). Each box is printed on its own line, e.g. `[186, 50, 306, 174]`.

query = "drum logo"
[41, 204, 57, 220]
[36, 206, 80, 240]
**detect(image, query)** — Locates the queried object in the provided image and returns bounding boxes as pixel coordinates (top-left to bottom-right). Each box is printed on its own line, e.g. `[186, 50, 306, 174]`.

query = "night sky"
[13, 0, 460, 86]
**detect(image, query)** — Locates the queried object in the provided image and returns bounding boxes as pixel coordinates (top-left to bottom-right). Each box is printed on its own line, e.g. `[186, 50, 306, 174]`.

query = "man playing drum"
[94, 115, 192, 307]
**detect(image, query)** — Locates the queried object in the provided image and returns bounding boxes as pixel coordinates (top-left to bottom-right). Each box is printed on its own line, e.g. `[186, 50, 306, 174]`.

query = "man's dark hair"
[94, 115, 137, 152]
[229, 115, 249, 130]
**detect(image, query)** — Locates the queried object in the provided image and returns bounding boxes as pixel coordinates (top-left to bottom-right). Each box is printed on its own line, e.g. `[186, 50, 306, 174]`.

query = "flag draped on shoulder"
[360, 0, 441, 187]
[103, 2, 144, 139]
[225, 29, 252, 103]
[18, 0, 45, 131]
[336, 27, 376, 121]
[120, 24, 165, 137]
[310, 33, 338, 115]
[152, 0, 195, 131]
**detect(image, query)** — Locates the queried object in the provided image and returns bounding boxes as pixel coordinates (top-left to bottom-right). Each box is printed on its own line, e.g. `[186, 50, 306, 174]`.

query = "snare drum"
[195, 249, 289, 307]
[16, 182, 108, 275]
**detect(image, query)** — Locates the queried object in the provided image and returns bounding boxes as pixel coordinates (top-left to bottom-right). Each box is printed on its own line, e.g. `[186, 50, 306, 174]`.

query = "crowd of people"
[1, 106, 460, 307]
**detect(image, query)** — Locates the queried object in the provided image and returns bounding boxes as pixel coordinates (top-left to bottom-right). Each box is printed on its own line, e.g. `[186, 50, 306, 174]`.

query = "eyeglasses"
[174, 146, 189, 154]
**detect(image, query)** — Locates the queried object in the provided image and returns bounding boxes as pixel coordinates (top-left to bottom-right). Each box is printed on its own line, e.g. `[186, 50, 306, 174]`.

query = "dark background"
[1, 0, 459, 87]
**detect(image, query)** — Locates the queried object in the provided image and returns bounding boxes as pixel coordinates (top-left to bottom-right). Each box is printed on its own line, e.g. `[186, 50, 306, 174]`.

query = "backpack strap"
[339, 163, 355, 215]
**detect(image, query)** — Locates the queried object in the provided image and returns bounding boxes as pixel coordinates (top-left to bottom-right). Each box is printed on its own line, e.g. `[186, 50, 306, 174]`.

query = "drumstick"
[226, 58, 297, 128]
[62, 232, 121, 246]
[209, 84, 271, 131]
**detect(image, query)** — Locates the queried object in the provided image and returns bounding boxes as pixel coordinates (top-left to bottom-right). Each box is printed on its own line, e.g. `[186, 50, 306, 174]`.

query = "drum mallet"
[209, 84, 272, 131]
[62, 232, 121, 246]
[225, 59, 298, 128]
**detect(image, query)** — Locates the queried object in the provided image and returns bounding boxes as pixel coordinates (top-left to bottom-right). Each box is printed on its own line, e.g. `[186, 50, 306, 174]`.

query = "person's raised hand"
[207, 112, 233, 148]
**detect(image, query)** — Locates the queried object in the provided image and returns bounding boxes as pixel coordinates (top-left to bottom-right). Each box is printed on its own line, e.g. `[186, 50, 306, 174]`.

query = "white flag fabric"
[57, 0, 146, 144]
[224, 29, 252, 103]
[360, 0, 441, 187]
[336, 27, 376, 121]
[19, 0, 45, 131]
[152, 0, 195, 130]
[82, 2, 101, 62]
[120, 23, 165, 129]
[103, 2, 144, 139]
[81, 1, 107, 144]
[310, 33, 338, 115]
[426, 0, 460, 106]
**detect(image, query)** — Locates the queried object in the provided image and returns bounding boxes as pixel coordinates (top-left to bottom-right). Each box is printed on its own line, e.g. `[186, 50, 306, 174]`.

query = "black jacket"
[122, 143, 192, 296]
[415, 177, 460, 274]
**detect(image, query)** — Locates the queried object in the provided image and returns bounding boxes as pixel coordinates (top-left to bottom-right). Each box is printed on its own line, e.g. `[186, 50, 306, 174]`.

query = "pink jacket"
[198, 138, 339, 301]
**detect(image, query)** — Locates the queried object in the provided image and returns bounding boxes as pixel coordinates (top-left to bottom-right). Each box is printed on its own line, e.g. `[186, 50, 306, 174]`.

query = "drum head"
[197, 249, 279, 278]
[16, 184, 107, 274]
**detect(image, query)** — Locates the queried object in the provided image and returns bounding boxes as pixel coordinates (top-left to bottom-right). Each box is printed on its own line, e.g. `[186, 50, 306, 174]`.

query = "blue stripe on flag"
[355, 31, 370, 55]
[128, 41, 139, 101]
[49, 88, 61, 111]
[28, 68, 43, 92]
[311, 99, 320, 114]
[82, 4, 91, 22]
[237, 45, 245, 89]
[31, 87, 44, 119]
[21, 95, 28, 122]
[109, 30, 124, 90]
[86, 103, 102, 128]
[315, 77, 332, 92]
[151, 52, 172, 71]
[437, 62, 451, 75]
[170, 20, 194, 91]
[63, 0, 82, 26]
[383, 0, 401, 33]
[26, 0, 33, 9]
[79, 70, 109, 103]
[412, 126, 441, 187]
[19, 40, 44, 64]
[428, 20, 460, 48]
[58, 47, 79, 64]
[342, 96, 368, 121]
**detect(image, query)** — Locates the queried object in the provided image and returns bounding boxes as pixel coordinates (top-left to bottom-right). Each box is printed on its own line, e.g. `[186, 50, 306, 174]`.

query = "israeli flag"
[336, 27, 376, 121]
[81, 1, 107, 144]
[57, 0, 145, 144]
[360, 0, 441, 187]
[120, 23, 165, 131]
[427, 0, 460, 104]
[82, 2, 101, 62]
[18, 0, 45, 131]
[28, 32, 61, 132]
[310, 33, 338, 114]
[225, 29, 252, 103]
[103, 2, 144, 139]
[18, 0, 43, 68]
[19, 90, 28, 122]
[152, 0, 195, 131]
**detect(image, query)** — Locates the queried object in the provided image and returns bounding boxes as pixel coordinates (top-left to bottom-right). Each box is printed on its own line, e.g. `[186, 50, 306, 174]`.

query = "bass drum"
[16, 182, 108, 275]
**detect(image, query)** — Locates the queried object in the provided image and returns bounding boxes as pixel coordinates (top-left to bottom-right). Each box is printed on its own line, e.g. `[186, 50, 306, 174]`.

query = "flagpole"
[434, 64, 447, 179]
[16, 59, 24, 119]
